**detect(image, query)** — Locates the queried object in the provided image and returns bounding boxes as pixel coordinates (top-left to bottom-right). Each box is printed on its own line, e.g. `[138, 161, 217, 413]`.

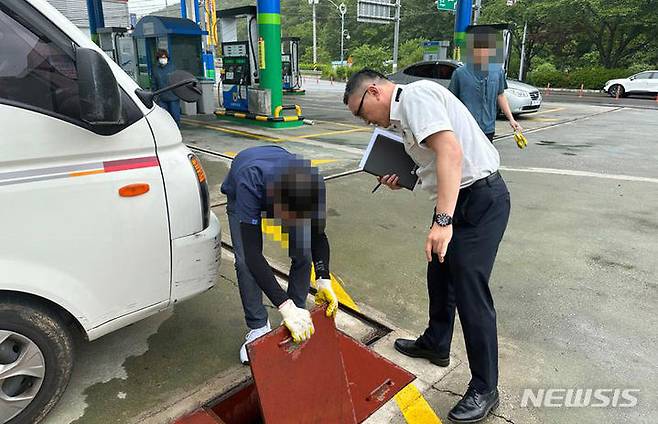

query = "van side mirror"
[135, 71, 201, 108]
[76, 48, 124, 126]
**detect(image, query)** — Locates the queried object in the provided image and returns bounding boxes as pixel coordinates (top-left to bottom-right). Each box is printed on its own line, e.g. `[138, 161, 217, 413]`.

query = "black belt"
[467, 171, 500, 190]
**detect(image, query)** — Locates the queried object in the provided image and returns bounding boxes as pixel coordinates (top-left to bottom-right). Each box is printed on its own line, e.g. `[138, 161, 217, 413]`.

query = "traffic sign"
[437, 0, 456, 12]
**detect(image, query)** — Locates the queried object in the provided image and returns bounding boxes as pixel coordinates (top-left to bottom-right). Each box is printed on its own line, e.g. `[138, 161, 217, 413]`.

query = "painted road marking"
[533, 107, 566, 115]
[500, 166, 658, 184]
[312, 119, 365, 129]
[297, 127, 369, 138]
[181, 120, 283, 143]
[524, 117, 559, 122]
[395, 383, 442, 424]
[221, 152, 336, 167]
[182, 119, 363, 157]
[183, 119, 365, 155]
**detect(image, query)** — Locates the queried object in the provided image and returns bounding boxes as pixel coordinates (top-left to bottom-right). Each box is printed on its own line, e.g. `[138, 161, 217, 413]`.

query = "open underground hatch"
[175, 307, 414, 424]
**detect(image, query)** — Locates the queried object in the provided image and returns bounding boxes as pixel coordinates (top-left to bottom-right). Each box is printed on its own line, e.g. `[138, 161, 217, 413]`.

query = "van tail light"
[188, 154, 210, 230]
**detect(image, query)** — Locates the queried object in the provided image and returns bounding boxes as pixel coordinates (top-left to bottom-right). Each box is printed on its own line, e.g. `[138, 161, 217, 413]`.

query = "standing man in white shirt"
[344, 69, 510, 423]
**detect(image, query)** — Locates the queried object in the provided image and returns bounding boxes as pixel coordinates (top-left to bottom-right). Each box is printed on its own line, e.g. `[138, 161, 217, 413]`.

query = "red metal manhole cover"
[338, 332, 415, 422]
[247, 307, 357, 423]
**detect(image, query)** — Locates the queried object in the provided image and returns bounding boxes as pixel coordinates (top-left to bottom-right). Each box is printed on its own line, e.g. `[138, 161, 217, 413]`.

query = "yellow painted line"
[395, 384, 443, 424]
[262, 220, 360, 311]
[533, 107, 565, 115]
[183, 118, 364, 146]
[181, 119, 282, 143]
[223, 151, 237, 158]
[297, 127, 369, 139]
[310, 159, 337, 166]
[312, 119, 365, 129]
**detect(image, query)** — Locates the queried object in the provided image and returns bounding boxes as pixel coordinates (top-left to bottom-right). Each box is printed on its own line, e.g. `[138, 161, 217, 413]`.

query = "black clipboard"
[360, 129, 418, 190]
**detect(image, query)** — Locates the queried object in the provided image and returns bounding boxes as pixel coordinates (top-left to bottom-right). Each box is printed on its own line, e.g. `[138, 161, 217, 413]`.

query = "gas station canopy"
[132, 16, 203, 38]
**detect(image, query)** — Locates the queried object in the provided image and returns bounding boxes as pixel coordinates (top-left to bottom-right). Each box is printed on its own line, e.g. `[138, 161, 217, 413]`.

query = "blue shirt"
[448, 66, 507, 134]
[151, 62, 179, 102]
[221, 146, 325, 225]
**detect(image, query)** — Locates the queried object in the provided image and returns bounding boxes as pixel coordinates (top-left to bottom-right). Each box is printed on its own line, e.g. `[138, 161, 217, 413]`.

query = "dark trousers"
[418, 174, 510, 392]
[158, 99, 181, 126]
[226, 203, 311, 329]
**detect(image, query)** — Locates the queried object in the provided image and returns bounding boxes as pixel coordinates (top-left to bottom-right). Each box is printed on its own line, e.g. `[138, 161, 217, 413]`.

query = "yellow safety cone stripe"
[395, 383, 443, 424]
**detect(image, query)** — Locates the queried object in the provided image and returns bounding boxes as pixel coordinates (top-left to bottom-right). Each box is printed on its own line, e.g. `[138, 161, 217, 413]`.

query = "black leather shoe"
[393, 338, 450, 367]
[448, 387, 499, 423]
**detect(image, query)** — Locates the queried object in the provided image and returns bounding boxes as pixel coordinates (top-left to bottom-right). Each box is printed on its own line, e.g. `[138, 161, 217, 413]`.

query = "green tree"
[480, 0, 557, 76]
[398, 38, 424, 69]
[350, 44, 390, 72]
[564, 0, 658, 68]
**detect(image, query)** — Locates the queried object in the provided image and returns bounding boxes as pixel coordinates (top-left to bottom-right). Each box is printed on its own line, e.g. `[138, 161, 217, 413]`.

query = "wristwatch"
[434, 213, 453, 227]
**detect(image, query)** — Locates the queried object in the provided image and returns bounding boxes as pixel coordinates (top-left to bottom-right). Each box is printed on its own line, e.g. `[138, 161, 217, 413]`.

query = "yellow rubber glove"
[514, 131, 528, 149]
[314, 278, 338, 318]
[278, 299, 314, 343]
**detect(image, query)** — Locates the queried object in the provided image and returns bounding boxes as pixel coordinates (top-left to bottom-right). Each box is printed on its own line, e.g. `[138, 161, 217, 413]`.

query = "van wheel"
[0, 300, 74, 424]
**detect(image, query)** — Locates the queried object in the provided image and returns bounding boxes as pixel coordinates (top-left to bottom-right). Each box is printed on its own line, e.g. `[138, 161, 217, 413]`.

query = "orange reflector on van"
[119, 183, 150, 197]
[189, 155, 206, 183]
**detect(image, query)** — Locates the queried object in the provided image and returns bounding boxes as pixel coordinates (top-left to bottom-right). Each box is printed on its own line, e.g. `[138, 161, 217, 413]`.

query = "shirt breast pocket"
[487, 77, 500, 97]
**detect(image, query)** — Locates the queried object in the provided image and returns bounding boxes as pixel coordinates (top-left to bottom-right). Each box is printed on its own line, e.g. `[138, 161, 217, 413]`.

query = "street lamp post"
[339, 3, 346, 64]
[342, 30, 350, 65]
[309, 0, 319, 65]
[327, 0, 347, 65]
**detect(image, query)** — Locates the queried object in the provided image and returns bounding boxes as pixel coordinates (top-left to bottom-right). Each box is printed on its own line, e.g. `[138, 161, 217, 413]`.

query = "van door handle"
[119, 183, 150, 197]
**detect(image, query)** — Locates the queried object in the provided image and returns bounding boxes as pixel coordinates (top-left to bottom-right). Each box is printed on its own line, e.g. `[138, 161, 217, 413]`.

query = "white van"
[0, 0, 221, 423]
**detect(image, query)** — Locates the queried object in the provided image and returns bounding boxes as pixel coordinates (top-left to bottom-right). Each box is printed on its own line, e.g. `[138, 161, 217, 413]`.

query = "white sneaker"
[239, 321, 271, 364]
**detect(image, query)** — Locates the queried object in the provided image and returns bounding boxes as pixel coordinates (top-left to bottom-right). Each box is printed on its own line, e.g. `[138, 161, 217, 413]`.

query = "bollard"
[330, 76, 334, 86]
[546, 83, 551, 96]
[578, 83, 584, 98]
[615, 87, 620, 100]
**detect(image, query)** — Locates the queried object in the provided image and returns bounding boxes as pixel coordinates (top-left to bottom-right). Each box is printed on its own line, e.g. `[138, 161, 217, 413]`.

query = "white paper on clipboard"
[359, 128, 403, 170]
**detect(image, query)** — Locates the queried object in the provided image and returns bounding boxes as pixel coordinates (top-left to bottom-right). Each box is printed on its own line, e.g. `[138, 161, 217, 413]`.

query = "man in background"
[449, 26, 522, 142]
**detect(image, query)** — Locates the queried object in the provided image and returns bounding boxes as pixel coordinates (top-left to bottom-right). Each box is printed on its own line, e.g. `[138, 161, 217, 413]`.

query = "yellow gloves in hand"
[514, 131, 528, 149]
[314, 278, 338, 318]
[278, 299, 314, 343]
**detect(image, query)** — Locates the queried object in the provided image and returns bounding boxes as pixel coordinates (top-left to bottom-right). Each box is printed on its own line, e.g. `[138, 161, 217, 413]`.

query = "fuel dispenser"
[281, 37, 304, 94]
[96, 27, 138, 80]
[217, 6, 259, 112]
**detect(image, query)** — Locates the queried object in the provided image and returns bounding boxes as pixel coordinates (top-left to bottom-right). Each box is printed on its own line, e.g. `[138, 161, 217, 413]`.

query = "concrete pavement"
[42, 85, 658, 424]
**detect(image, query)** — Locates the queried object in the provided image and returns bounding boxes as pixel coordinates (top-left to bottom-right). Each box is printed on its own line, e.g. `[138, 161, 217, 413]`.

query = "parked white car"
[0, 0, 221, 423]
[603, 71, 658, 97]
[388, 60, 542, 115]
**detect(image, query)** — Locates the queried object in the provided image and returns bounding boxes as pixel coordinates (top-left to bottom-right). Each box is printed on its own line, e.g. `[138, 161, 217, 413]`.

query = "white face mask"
[158, 58, 168, 66]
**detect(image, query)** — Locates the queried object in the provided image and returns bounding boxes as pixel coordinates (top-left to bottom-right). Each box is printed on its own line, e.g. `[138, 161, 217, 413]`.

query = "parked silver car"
[388, 60, 542, 116]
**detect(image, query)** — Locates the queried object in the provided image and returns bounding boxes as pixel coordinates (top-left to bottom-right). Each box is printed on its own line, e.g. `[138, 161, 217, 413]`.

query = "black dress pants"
[418, 173, 510, 392]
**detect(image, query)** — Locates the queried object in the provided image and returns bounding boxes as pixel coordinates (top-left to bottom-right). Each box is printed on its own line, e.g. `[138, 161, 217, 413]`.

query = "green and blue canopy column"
[257, 0, 282, 115]
[453, 0, 472, 61]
